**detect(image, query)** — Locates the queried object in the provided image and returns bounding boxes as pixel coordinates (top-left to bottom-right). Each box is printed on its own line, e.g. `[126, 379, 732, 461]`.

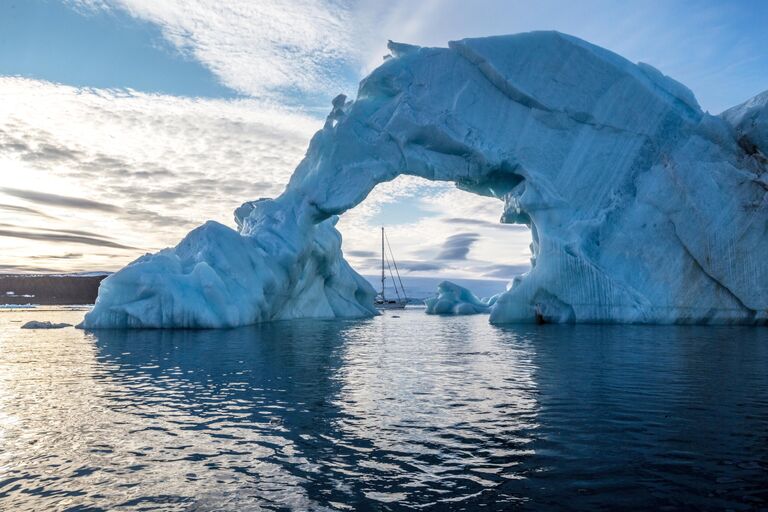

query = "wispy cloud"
[397, 260, 444, 272]
[345, 249, 377, 258]
[442, 217, 528, 230]
[436, 233, 480, 261]
[30, 253, 84, 260]
[1, 187, 120, 212]
[0, 76, 319, 272]
[0, 228, 137, 250]
[0, 264, 65, 273]
[481, 263, 530, 279]
[59, 1, 768, 114]
[336, 174, 534, 280]
[70, 0, 363, 103]
[0, 203, 55, 219]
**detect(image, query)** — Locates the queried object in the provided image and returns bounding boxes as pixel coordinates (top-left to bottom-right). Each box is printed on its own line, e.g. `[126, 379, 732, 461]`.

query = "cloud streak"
[72, 0, 363, 102]
[68, 0, 768, 113]
[436, 232, 480, 261]
[0, 203, 55, 219]
[481, 263, 530, 279]
[1, 187, 120, 212]
[0, 76, 319, 273]
[441, 217, 529, 230]
[0, 229, 138, 250]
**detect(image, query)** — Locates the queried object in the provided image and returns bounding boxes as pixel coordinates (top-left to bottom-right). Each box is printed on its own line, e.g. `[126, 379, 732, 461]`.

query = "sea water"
[0, 307, 766, 510]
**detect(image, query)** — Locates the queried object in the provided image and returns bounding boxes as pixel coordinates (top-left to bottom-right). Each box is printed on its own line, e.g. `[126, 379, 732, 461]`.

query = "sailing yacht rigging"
[375, 227, 408, 309]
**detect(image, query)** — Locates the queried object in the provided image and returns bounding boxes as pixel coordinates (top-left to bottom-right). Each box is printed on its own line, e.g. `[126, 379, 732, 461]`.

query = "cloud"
[397, 260, 443, 272]
[345, 249, 376, 258]
[0, 228, 138, 250]
[0, 264, 64, 273]
[71, 0, 363, 102]
[481, 263, 530, 279]
[436, 232, 480, 260]
[0, 203, 55, 219]
[64, 0, 768, 115]
[1, 187, 120, 212]
[334, 174, 534, 279]
[0, 76, 320, 272]
[0, 222, 124, 240]
[441, 217, 529, 230]
[30, 253, 84, 260]
[21, 143, 85, 164]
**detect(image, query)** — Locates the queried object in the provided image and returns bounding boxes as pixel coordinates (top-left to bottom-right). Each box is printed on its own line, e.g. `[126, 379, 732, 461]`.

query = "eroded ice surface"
[425, 281, 497, 315]
[82, 31, 768, 328]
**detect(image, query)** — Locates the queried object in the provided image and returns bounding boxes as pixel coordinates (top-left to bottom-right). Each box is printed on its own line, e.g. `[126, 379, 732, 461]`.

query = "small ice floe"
[424, 281, 497, 315]
[21, 321, 72, 329]
[4, 291, 35, 298]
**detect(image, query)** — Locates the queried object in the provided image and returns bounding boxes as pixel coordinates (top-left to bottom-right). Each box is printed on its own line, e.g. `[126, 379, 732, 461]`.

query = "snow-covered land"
[81, 31, 768, 328]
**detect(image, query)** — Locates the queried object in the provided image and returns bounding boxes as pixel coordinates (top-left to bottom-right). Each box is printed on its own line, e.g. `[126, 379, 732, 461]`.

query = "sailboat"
[375, 227, 408, 309]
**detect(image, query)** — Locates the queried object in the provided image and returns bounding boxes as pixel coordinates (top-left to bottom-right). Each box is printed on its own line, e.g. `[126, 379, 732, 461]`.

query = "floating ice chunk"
[22, 321, 71, 329]
[425, 281, 495, 315]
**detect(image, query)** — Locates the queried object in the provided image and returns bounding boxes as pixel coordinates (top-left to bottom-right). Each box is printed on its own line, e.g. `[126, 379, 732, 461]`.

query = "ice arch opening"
[81, 32, 768, 328]
[337, 174, 533, 290]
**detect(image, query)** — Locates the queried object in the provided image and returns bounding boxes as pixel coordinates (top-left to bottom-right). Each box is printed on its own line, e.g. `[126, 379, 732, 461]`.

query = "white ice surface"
[721, 89, 768, 164]
[82, 31, 768, 328]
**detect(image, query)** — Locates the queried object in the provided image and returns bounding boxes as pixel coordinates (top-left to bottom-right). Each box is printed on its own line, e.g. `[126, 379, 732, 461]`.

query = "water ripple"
[0, 309, 766, 510]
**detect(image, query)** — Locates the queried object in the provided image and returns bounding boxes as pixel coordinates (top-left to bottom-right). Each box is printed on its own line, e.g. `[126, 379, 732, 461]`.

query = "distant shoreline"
[0, 274, 108, 305]
[0, 273, 510, 307]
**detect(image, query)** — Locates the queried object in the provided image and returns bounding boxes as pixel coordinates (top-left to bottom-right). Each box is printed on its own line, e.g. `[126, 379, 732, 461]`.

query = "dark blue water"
[1, 308, 767, 510]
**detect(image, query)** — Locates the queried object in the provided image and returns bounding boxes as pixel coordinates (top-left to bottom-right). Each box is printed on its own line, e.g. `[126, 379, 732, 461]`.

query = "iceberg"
[81, 31, 768, 328]
[424, 281, 497, 315]
[80, 208, 377, 328]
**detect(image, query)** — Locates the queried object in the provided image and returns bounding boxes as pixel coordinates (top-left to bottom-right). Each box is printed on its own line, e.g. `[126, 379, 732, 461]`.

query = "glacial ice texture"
[424, 281, 496, 315]
[82, 31, 768, 328]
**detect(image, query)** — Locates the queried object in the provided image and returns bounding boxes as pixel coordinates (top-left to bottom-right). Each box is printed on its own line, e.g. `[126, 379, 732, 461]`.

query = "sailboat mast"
[381, 227, 385, 299]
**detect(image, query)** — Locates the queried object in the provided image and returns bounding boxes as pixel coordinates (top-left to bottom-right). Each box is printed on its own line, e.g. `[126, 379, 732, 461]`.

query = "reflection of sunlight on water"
[85, 328, 328, 510]
[334, 313, 540, 506]
[0, 310, 325, 510]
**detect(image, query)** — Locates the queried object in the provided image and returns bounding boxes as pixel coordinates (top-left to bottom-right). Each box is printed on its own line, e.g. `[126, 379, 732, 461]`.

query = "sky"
[1, 0, 767, 279]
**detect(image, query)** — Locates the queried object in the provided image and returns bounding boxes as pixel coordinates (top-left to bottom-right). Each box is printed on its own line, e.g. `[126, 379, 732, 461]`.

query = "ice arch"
[81, 32, 768, 328]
